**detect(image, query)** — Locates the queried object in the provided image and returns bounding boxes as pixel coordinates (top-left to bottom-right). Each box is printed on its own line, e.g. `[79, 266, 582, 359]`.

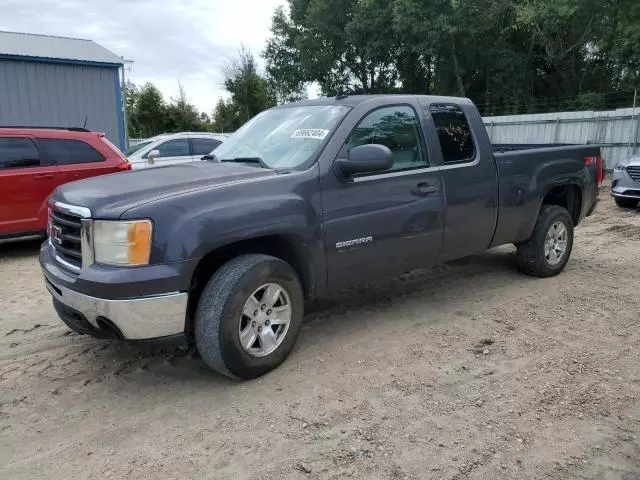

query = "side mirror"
[201, 154, 214, 161]
[335, 144, 393, 177]
[147, 149, 160, 164]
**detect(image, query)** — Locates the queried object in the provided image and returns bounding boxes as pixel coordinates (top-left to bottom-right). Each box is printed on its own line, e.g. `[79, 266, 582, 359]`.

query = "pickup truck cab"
[40, 95, 602, 379]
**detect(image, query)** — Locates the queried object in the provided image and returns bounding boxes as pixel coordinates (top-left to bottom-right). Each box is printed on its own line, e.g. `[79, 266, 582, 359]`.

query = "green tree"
[224, 46, 276, 125]
[165, 83, 203, 132]
[264, 6, 308, 103]
[264, 0, 640, 115]
[130, 83, 167, 137]
[211, 99, 239, 133]
[122, 81, 141, 138]
[210, 47, 277, 132]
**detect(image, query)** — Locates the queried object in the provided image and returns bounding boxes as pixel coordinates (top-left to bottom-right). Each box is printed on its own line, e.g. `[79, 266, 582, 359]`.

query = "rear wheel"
[516, 205, 574, 278]
[615, 197, 638, 209]
[194, 254, 304, 379]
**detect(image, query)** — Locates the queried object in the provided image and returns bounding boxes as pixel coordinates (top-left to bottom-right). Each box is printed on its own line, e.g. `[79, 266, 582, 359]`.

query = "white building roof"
[0, 31, 123, 65]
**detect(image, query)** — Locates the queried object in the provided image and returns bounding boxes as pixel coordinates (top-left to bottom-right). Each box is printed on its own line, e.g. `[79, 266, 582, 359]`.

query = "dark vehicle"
[40, 95, 603, 379]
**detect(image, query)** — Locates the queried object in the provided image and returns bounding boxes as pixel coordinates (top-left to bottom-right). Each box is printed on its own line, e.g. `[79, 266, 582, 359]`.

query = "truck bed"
[490, 143, 601, 248]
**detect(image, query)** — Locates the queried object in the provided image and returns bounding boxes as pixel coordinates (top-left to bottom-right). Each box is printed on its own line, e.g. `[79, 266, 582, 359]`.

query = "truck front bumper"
[40, 241, 194, 344]
[45, 276, 188, 341]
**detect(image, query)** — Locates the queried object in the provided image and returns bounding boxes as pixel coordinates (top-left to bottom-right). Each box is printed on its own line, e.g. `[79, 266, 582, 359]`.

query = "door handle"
[411, 182, 439, 197]
[33, 173, 55, 179]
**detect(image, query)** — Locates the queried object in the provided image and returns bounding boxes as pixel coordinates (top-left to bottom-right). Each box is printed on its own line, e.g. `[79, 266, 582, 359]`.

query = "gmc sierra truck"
[40, 95, 603, 379]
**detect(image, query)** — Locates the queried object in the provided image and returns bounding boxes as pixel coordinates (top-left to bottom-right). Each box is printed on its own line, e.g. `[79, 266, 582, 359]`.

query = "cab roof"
[275, 94, 474, 109]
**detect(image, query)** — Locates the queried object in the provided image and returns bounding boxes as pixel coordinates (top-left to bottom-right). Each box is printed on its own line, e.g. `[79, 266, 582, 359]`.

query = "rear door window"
[155, 139, 191, 157]
[0, 137, 41, 169]
[37, 138, 105, 165]
[191, 138, 222, 156]
[429, 104, 475, 164]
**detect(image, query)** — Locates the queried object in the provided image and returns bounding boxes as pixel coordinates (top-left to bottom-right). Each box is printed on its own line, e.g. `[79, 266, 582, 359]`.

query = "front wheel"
[516, 205, 574, 278]
[615, 197, 638, 209]
[194, 254, 304, 379]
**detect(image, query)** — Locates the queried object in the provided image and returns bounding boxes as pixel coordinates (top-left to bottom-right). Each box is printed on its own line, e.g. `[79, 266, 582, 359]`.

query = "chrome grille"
[50, 208, 83, 271]
[627, 166, 640, 183]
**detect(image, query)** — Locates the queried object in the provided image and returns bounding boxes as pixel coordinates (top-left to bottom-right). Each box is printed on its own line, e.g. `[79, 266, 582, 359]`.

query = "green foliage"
[264, 7, 308, 103]
[124, 82, 216, 139]
[211, 98, 239, 133]
[165, 83, 202, 132]
[131, 83, 168, 138]
[211, 47, 278, 132]
[264, 0, 640, 115]
[124, 49, 278, 141]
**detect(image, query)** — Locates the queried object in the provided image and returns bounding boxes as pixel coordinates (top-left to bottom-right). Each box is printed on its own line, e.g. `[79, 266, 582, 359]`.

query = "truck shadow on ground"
[67, 247, 525, 391]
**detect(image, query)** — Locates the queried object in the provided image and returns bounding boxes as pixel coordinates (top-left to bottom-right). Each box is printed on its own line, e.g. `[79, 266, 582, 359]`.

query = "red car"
[0, 127, 131, 239]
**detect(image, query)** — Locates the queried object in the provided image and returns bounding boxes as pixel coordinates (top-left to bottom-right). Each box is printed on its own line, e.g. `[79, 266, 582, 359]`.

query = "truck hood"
[52, 161, 277, 218]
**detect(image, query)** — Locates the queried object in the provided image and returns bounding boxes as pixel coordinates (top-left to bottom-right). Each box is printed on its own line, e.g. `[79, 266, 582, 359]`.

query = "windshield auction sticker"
[290, 129, 330, 140]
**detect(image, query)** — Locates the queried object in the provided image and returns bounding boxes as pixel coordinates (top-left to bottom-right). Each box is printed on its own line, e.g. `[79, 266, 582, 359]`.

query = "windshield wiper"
[220, 157, 263, 164]
[219, 157, 271, 169]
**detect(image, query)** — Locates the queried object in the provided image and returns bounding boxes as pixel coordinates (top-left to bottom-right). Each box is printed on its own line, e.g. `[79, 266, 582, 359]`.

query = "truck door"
[422, 102, 498, 262]
[320, 100, 444, 289]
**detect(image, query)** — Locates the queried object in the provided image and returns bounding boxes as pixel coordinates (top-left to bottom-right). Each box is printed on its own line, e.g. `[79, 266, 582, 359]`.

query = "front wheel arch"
[194, 254, 304, 379]
[185, 235, 316, 341]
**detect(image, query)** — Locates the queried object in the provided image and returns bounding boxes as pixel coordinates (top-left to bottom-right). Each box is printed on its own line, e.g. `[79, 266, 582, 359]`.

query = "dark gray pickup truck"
[40, 95, 602, 378]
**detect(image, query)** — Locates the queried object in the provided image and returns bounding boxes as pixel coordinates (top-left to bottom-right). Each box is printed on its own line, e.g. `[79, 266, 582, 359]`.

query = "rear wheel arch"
[539, 183, 583, 226]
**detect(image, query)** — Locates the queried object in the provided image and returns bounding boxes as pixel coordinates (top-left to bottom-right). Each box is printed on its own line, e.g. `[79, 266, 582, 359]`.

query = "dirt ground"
[1, 183, 639, 480]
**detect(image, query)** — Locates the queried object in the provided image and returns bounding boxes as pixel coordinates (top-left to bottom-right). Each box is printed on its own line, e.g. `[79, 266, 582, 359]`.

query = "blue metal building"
[0, 31, 125, 149]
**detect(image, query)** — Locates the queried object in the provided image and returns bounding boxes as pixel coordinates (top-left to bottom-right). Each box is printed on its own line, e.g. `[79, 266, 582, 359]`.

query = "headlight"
[614, 162, 626, 170]
[93, 220, 152, 266]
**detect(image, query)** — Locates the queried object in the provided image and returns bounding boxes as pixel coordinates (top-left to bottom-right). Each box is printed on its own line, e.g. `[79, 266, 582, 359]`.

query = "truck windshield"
[212, 105, 350, 171]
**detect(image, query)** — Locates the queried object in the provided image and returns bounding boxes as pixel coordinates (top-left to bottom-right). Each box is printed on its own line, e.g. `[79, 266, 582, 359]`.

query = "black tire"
[194, 254, 304, 379]
[615, 197, 638, 209]
[516, 205, 574, 278]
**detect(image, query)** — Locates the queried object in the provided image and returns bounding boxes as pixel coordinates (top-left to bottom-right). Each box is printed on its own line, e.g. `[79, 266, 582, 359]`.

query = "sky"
[1, 0, 288, 113]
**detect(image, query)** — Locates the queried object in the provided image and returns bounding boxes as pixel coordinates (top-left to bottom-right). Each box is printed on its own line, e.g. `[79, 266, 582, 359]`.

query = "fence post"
[553, 117, 560, 143]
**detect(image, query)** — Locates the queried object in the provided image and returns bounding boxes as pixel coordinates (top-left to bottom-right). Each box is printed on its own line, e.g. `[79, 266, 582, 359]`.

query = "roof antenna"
[83, 115, 88, 129]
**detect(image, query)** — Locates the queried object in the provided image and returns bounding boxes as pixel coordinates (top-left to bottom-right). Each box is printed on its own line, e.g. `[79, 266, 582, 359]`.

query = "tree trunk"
[356, 59, 369, 93]
[524, 32, 536, 112]
[425, 55, 432, 95]
[484, 73, 490, 116]
[451, 39, 466, 96]
[370, 66, 376, 93]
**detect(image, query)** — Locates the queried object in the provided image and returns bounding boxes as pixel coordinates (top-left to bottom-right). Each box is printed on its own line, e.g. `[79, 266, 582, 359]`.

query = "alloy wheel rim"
[238, 283, 292, 357]
[544, 221, 568, 266]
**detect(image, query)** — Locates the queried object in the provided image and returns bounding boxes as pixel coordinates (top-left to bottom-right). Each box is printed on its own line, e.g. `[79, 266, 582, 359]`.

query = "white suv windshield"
[212, 105, 349, 171]
[125, 140, 152, 156]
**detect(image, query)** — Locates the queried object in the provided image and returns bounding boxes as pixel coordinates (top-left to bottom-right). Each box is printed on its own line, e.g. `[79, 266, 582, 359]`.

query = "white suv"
[125, 132, 229, 169]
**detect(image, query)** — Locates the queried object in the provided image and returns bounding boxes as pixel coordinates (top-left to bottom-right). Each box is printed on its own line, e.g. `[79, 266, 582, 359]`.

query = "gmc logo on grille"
[52, 225, 63, 246]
